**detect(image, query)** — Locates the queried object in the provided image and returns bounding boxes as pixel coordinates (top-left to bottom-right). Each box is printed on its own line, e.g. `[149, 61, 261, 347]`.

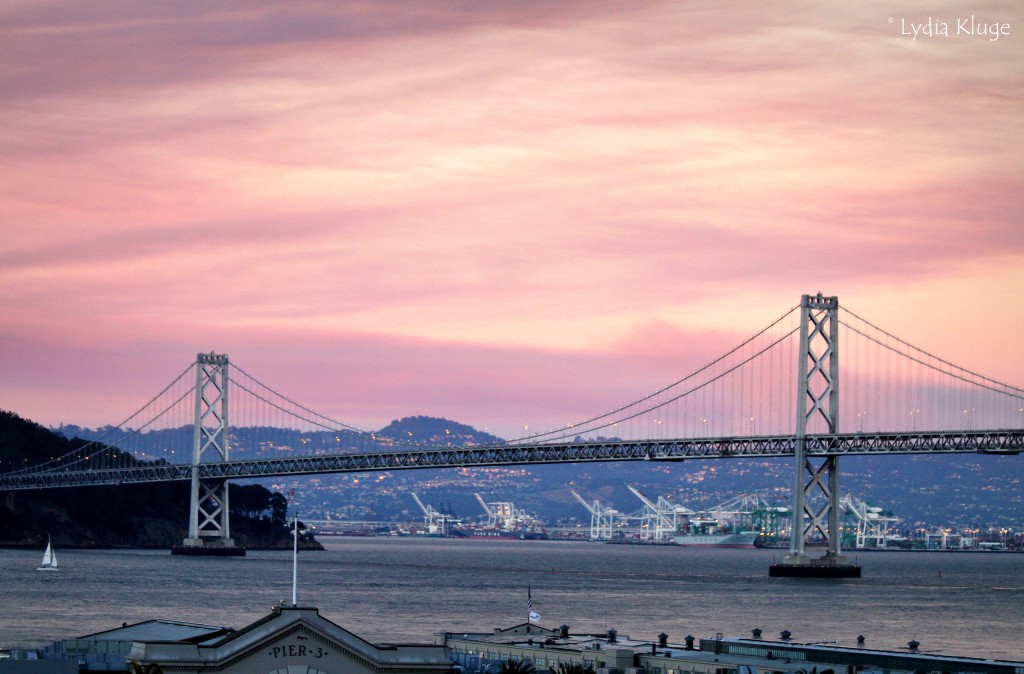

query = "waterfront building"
[442, 623, 1024, 674]
[4, 610, 1023, 674]
[1, 606, 454, 674]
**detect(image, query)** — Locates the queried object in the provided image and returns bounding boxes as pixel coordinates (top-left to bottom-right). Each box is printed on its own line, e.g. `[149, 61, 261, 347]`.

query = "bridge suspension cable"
[228, 364, 457, 451]
[501, 304, 802, 446]
[841, 307, 1024, 434]
[509, 324, 799, 445]
[8, 363, 195, 475]
[230, 364, 370, 436]
[842, 308, 1024, 398]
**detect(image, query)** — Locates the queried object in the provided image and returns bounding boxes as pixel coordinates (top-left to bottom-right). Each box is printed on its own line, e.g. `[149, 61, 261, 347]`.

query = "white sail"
[37, 537, 59, 571]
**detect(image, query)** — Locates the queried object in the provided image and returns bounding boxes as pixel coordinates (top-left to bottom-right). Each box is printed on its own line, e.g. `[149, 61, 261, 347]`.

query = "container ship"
[673, 531, 758, 548]
[449, 525, 549, 540]
[673, 516, 758, 548]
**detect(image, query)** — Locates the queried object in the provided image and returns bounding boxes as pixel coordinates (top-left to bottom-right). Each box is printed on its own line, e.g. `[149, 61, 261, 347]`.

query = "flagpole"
[527, 586, 541, 625]
[292, 514, 298, 606]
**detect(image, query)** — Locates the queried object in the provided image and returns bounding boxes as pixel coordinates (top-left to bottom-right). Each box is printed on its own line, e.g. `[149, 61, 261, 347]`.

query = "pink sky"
[1, 1, 1022, 437]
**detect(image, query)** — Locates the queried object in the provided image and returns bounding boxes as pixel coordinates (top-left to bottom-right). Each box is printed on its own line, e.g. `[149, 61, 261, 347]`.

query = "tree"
[556, 663, 595, 674]
[498, 658, 536, 674]
[128, 662, 164, 674]
[269, 491, 288, 526]
[229, 484, 289, 526]
[230, 484, 275, 520]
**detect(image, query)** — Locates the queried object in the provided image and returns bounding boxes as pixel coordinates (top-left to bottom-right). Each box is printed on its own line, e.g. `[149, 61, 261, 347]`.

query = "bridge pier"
[173, 353, 245, 557]
[770, 294, 859, 578]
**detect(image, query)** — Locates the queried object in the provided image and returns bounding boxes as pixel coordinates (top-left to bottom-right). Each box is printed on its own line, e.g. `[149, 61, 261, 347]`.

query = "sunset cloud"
[1, 1, 1021, 435]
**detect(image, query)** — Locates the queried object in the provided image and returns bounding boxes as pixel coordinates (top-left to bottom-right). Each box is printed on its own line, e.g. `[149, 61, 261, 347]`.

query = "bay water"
[2, 539, 1022, 662]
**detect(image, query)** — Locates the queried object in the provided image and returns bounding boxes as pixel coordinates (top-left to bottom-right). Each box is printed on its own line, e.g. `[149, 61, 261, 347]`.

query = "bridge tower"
[770, 293, 860, 577]
[172, 352, 245, 556]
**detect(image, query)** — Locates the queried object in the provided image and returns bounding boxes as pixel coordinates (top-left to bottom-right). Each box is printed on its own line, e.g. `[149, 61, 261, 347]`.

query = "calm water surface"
[2, 539, 1022, 661]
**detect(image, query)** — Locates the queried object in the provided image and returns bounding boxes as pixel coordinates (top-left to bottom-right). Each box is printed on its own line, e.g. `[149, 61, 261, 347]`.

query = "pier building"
[4, 611, 1023, 674]
[1, 606, 453, 674]
[442, 623, 1024, 674]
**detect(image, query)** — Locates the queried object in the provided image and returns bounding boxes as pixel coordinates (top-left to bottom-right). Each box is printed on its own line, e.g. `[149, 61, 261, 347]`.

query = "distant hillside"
[376, 415, 503, 445]
[0, 410, 320, 549]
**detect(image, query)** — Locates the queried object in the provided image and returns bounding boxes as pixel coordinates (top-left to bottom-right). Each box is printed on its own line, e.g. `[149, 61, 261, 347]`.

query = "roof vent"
[752, 628, 762, 639]
[658, 633, 668, 648]
[908, 640, 920, 651]
[857, 635, 865, 646]
[780, 630, 792, 641]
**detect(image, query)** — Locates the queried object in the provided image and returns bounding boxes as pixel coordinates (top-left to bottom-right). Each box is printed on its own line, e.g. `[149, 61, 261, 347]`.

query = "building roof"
[76, 619, 233, 644]
[129, 605, 454, 672]
[444, 626, 1024, 674]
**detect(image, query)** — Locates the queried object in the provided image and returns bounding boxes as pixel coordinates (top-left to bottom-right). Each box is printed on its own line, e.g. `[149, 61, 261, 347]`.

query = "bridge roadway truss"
[1, 429, 1020, 491]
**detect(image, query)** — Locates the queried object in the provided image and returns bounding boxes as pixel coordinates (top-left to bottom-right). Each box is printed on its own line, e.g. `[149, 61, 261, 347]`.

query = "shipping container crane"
[840, 493, 901, 548]
[411, 493, 458, 535]
[474, 493, 527, 529]
[675, 493, 786, 542]
[570, 490, 626, 541]
[626, 485, 693, 541]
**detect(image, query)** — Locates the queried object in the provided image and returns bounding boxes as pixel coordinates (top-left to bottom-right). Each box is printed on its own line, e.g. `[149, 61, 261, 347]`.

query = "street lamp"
[857, 411, 867, 433]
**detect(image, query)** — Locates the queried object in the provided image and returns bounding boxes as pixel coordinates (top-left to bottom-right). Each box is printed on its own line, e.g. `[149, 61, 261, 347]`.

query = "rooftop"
[76, 619, 233, 644]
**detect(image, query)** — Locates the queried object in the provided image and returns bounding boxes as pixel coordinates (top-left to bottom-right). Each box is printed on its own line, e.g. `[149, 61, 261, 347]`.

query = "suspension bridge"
[2, 294, 1022, 575]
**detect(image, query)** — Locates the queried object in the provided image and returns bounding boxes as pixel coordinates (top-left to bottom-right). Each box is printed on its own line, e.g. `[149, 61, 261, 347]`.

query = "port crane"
[626, 485, 692, 541]
[840, 493, 900, 548]
[570, 490, 631, 541]
[410, 493, 458, 535]
[474, 493, 528, 529]
[691, 493, 789, 541]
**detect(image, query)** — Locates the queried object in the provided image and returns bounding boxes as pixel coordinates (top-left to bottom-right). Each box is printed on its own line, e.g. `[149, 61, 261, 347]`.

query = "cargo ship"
[673, 532, 758, 548]
[446, 493, 550, 540]
[674, 517, 758, 548]
[449, 526, 549, 540]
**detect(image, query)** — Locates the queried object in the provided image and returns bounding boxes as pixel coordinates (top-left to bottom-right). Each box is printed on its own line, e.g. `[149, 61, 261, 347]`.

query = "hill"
[0, 410, 320, 550]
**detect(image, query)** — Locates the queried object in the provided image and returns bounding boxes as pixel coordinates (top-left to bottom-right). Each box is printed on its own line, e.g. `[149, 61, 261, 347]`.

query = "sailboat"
[37, 536, 59, 571]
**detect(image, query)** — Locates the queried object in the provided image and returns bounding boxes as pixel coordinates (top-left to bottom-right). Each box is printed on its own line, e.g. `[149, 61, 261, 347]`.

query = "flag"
[528, 586, 540, 623]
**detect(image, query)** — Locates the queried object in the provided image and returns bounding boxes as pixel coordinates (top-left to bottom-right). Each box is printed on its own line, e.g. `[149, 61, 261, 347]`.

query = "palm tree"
[556, 662, 596, 674]
[498, 657, 536, 674]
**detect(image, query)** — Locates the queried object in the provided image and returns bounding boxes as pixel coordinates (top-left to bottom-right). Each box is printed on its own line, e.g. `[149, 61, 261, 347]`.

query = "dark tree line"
[230, 484, 288, 526]
[0, 410, 307, 548]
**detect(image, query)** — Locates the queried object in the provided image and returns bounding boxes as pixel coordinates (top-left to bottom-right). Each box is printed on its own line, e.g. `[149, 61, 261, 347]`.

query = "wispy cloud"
[1, 1, 1021, 430]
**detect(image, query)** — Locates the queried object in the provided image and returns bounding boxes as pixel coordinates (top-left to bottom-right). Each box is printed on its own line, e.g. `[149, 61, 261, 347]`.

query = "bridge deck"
[0, 430, 1020, 490]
